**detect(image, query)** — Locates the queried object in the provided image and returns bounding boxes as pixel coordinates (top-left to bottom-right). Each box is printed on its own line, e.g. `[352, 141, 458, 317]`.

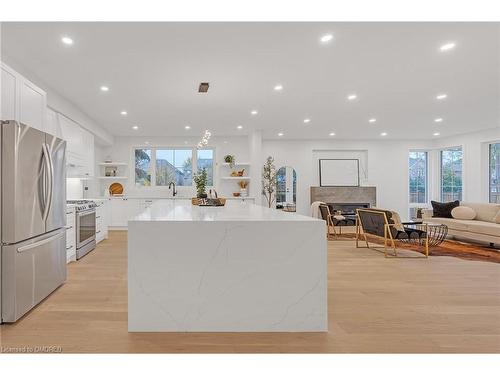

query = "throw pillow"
[389, 211, 405, 231]
[431, 200, 460, 218]
[451, 206, 476, 220]
[493, 209, 500, 224]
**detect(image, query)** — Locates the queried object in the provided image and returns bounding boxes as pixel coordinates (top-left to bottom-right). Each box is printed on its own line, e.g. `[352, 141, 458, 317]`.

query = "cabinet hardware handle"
[96, 230, 101, 234]
[66, 225, 73, 229]
[66, 245, 73, 250]
[96, 216, 101, 219]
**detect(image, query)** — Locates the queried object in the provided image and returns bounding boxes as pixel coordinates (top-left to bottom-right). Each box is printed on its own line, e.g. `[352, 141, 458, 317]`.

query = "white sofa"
[422, 202, 500, 246]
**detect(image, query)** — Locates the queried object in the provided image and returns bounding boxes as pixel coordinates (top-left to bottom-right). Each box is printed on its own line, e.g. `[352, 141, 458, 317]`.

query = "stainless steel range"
[68, 200, 97, 259]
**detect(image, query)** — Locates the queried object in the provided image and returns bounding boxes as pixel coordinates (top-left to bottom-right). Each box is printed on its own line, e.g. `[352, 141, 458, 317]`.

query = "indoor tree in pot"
[262, 156, 277, 208]
[193, 168, 208, 198]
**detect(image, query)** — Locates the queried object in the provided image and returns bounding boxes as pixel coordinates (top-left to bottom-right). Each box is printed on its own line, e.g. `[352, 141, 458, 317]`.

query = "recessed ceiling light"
[100, 86, 109, 92]
[278, 132, 284, 137]
[368, 118, 377, 123]
[434, 118, 443, 123]
[184, 141, 188, 144]
[329, 132, 336, 136]
[223, 141, 228, 144]
[61, 36, 73, 45]
[320, 34, 334, 43]
[237, 125, 243, 129]
[274, 84, 283, 91]
[145, 141, 150, 145]
[436, 94, 448, 100]
[440, 42, 456, 51]
[132, 126, 138, 130]
[184, 125, 191, 130]
[251, 110, 258, 115]
[347, 94, 357, 101]
[380, 132, 387, 136]
[303, 118, 311, 124]
[120, 111, 127, 116]
[433, 132, 441, 136]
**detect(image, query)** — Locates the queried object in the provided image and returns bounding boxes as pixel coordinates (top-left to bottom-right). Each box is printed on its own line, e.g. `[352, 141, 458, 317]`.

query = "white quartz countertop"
[130, 199, 319, 222]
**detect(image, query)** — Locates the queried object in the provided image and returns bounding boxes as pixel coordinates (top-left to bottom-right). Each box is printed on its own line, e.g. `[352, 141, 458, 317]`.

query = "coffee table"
[402, 222, 448, 247]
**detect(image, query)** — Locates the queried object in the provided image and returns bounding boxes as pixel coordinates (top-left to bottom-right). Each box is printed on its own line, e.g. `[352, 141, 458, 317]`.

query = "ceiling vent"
[198, 82, 209, 93]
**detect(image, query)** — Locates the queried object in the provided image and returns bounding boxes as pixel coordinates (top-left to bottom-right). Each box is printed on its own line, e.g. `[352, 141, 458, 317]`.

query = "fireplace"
[327, 202, 370, 215]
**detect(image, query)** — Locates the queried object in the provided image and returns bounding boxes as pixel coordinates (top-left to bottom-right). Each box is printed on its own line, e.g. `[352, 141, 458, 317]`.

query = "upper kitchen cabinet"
[1, 62, 47, 132]
[59, 113, 95, 178]
[45, 107, 64, 138]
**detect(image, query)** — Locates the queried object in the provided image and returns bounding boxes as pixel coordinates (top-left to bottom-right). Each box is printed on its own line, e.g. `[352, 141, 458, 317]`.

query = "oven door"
[76, 209, 96, 248]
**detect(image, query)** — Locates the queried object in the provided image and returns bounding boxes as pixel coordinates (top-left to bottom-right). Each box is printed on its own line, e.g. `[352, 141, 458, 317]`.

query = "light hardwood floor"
[1, 230, 499, 353]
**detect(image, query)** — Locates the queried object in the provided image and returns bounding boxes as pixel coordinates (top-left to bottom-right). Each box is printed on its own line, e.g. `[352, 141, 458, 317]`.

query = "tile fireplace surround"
[310, 186, 377, 208]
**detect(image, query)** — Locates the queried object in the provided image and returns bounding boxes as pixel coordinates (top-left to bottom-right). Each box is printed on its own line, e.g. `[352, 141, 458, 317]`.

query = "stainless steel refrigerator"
[1, 120, 67, 323]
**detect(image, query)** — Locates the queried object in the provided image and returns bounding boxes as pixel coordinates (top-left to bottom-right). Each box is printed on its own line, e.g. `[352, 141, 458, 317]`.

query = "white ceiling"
[2, 22, 499, 140]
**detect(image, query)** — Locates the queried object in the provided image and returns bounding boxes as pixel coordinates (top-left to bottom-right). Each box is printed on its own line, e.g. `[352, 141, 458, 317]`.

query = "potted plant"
[224, 154, 236, 168]
[262, 156, 277, 208]
[193, 168, 208, 198]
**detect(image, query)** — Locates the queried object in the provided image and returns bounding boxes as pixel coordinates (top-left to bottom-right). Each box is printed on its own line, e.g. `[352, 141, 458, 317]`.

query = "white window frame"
[133, 146, 215, 188]
[408, 149, 430, 219]
[489, 142, 500, 203]
[439, 146, 463, 202]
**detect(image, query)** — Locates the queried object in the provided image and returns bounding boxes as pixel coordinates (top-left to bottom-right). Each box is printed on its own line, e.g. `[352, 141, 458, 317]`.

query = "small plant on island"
[193, 168, 208, 198]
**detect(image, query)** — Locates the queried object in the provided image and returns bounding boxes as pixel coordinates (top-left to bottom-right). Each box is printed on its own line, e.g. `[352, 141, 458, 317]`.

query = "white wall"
[261, 127, 499, 219]
[95, 135, 250, 199]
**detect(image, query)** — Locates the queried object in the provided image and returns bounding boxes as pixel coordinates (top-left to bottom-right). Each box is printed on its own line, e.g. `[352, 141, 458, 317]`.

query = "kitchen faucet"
[168, 181, 177, 197]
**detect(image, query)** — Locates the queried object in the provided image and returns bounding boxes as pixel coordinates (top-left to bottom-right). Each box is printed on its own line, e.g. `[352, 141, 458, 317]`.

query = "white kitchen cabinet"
[95, 200, 109, 243]
[1, 62, 47, 131]
[45, 107, 63, 138]
[59, 113, 95, 178]
[66, 206, 76, 263]
[1, 64, 17, 121]
[110, 198, 129, 228]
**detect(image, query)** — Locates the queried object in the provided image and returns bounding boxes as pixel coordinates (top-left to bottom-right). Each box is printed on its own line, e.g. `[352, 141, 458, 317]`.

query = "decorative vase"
[240, 188, 248, 197]
[197, 193, 208, 199]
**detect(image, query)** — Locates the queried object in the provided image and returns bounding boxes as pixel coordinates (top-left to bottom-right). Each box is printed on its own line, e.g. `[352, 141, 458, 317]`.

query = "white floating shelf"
[220, 176, 251, 180]
[97, 176, 129, 179]
[99, 162, 128, 166]
[220, 162, 251, 166]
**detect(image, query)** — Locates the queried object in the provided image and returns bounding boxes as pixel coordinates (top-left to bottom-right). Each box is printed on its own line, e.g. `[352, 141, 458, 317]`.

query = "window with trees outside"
[134, 147, 214, 187]
[490, 143, 500, 203]
[408, 151, 428, 219]
[441, 147, 463, 202]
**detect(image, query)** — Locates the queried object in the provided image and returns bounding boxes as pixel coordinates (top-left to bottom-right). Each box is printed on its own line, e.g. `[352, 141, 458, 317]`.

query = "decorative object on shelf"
[193, 168, 208, 198]
[109, 182, 124, 196]
[196, 130, 212, 149]
[104, 155, 112, 163]
[237, 169, 245, 176]
[231, 171, 239, 177]
[239, 180, 249, 197]
[233, 192, 241, 197]
[262, 156, 277, 208]
[224, 154, 236, 168]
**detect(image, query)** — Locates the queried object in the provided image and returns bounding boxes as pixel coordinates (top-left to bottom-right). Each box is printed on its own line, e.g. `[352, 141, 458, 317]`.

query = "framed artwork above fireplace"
[319, 159, 360, 187]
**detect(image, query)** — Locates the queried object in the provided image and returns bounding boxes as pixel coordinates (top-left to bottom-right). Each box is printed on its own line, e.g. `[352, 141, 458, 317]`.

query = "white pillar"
[249, 130, 263, 205]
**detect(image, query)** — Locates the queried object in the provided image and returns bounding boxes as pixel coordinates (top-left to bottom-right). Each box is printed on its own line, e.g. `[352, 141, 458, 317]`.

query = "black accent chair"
[319, 204, 337, 238]
[356, 208, 429, 258]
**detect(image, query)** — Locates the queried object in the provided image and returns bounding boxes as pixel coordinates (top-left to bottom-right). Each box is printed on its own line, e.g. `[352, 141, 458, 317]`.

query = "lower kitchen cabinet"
[108, 198, 157, 229]
[65, 206, 76, 263]
[95, 200, 109, 243]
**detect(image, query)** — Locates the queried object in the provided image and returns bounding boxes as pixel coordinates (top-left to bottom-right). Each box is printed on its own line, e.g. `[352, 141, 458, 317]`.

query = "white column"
[249, 130, 263, 205]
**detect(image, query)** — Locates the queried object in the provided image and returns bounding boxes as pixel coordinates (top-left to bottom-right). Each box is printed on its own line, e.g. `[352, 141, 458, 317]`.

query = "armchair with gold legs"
[355, 208, 429, 258]
[319, 204, 337, 239]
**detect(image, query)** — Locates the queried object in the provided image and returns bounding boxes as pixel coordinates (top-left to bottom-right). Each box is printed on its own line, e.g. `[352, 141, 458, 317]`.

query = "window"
[408, 151, 428, 219]
[490, 143, 500, 203]
[197, 149, 214, 186]
[135, 148, 152, 186]
[441, 147, 463, 202]
[156, 149, 193, 186]
[134, 146, 213, 187]
[409, 151, 428, 204]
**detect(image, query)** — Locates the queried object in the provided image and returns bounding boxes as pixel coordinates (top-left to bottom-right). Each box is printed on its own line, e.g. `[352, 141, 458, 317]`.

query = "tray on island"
[191, 197, 226, 206]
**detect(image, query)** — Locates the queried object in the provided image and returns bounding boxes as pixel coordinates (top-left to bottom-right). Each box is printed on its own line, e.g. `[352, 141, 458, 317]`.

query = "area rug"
[335, 233, 500, 264]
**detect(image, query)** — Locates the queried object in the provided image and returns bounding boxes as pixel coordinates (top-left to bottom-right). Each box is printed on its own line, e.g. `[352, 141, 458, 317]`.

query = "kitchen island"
[128, 199, 327, 332]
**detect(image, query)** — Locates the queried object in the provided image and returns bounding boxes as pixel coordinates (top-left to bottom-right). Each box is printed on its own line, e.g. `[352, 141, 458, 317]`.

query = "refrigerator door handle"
[41, 143, 53, 221]
[17, 231, 65, 253]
